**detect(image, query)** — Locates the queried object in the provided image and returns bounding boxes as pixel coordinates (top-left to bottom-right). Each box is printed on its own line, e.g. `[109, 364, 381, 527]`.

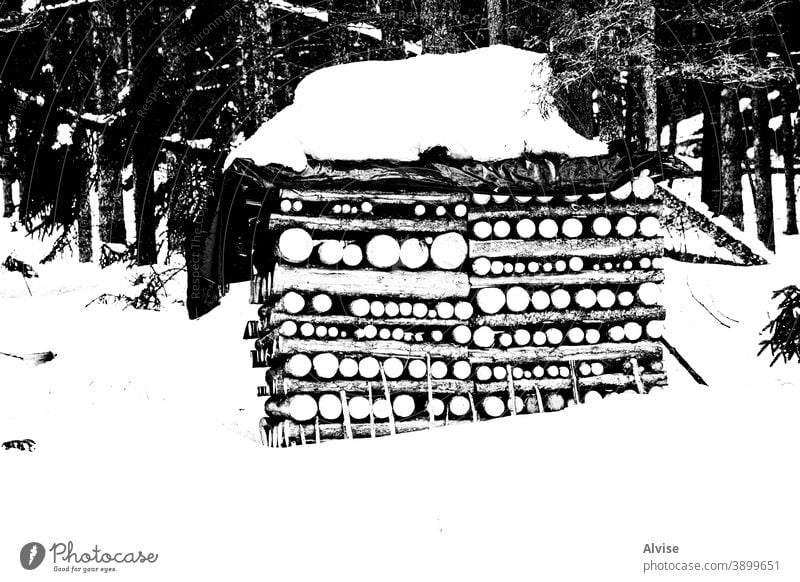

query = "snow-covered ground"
[1, 178, 798, 580]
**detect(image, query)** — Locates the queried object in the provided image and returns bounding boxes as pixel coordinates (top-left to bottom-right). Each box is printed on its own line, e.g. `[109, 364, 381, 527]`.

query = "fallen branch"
[659, 336, 707, 386]
[685, 279, 731, 328]
[0, 351, 56, 365]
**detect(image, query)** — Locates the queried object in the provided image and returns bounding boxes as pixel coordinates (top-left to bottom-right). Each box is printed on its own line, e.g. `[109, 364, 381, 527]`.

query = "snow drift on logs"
[225, 45, 608, 171]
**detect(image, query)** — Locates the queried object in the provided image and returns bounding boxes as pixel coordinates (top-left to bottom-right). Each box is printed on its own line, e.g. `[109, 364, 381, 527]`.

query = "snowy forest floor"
[1, 177, 798, 581]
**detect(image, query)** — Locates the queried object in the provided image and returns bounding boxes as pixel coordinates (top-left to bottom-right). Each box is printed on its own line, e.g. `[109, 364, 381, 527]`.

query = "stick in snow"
[658, 337, 707, 386]
[0, 351, 56, 365]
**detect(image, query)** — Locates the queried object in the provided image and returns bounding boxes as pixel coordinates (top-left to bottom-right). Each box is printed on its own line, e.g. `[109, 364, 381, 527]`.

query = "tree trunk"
[640, 0, 658, 151]
[96, 132, 127, 246]
[557, 82, 594, 140]
[270, 17, 294, 112]
[0, 87, 15, 218]
[487, 0, 505, 45]
[624, 75, 635, 150]
[630, 69, 647, 150]
[129, 3, 163, 265]
[77, 130, 94, 263]
[237, 3, 278, 133]
[131, 132, 160, 265]
[379, 0, 406, 59]
[719, 86, 744, 229]
[93, 4, 127, 246]
[421, 0, 462, 54]
[781, 82, 798, 235]
[700, 82, 722, 215]
[330, 0, 374, 64]
[751, 87, 775, 251]
[667, 115, 678, 156]
[663, 78, 683, 156]
[0, 125, 13, 219]
[1, 181, 11, 219]
[627, 2, 657, 151]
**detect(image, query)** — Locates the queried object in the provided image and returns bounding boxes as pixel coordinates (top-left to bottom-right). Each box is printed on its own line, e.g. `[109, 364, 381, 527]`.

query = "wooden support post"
[379, 363, 396, 436]
[569, 361, 580, 404]
[630, 358, 645, 394]
[340, 390, 353, 439]
[506, 364, 517, 416]
[534, 386, 544, 414]
[281, 422, 290, 447]
[426, 353, 434, 428]
[259, 418, 269, 446]
[368, 383, 376, 439]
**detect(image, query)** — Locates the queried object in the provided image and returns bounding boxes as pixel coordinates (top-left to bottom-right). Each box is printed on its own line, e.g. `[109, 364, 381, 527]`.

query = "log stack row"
[250, 173, 667, 447]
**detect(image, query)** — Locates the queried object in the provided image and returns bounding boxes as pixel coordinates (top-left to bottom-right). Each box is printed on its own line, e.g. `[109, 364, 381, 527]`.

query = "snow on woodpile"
[225, 45, 608, 171]
[659, 185, 774, 266]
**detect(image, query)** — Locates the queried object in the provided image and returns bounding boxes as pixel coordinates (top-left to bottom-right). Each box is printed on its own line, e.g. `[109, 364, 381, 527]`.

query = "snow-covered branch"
[263, 0, 421, 54]
[10, 86, 125, 126]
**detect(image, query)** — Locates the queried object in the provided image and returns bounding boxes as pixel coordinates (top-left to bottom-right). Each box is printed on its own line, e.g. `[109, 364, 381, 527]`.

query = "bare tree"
[0, 89, 14, 218]
[92, 3, 127, 250]
[639, 0, 657, 150]
[547, 0, 789, 155]
[487, 0, 505, 45]
[378, 0, 406, 59]
[719, 86, 745, 229]
[781, 81, 798, 235]
[421, 0, 462, 54]
[700, 84, 722, 214]
[751, 87, 775, 250]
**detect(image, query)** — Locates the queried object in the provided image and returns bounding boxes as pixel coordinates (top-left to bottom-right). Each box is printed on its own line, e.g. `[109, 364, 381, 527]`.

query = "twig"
[20, 271, 32, 296]
[685, 279, 731, 328]
[658, 336, 708, 386]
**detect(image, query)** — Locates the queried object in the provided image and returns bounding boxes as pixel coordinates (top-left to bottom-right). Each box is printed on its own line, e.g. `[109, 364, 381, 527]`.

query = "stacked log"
[467, 174, 666, 415]
[254, 188, 477, 445]
[251, 172, 667, 447]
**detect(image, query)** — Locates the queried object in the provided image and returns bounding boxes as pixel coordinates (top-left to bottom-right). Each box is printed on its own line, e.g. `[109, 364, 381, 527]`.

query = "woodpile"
[249, 171, 667, 447]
